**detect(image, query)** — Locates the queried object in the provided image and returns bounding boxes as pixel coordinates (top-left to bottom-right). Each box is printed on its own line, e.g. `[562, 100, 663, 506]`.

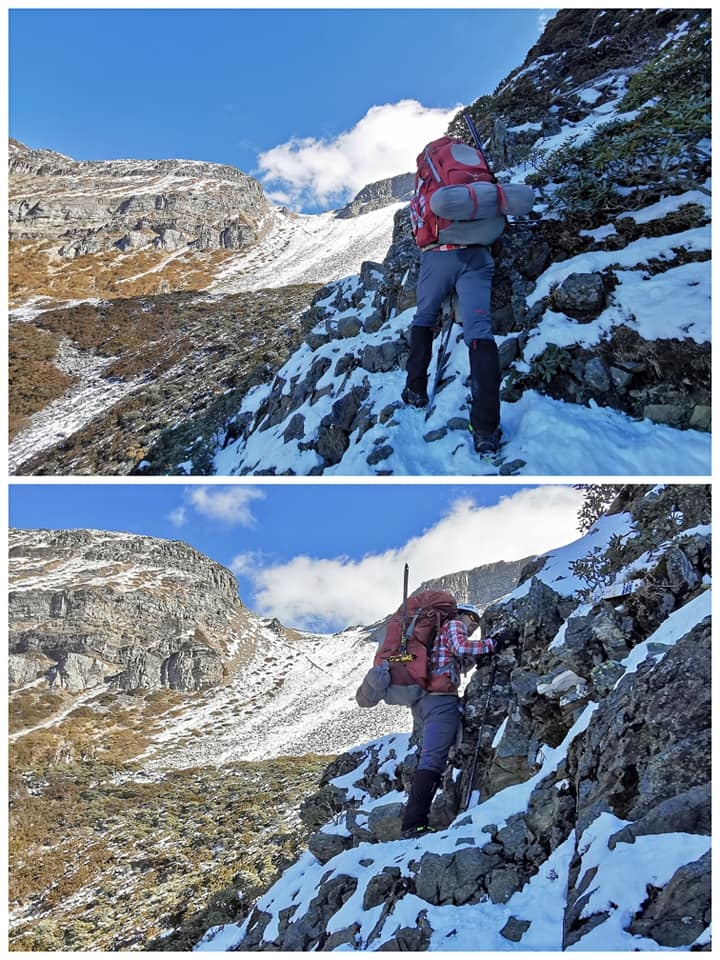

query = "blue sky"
[9, 483, 584, 630]
[8, 6, 555, 211]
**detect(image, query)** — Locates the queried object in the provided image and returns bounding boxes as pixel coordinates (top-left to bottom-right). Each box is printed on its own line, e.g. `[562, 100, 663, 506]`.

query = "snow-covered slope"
[196, 487, 712, 951]
[204, 203, 405, 296]
[200, 13, 711, 478]
[211, 203, 711, 476]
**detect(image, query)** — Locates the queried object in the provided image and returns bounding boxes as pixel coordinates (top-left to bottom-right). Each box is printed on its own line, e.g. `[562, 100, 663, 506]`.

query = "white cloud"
[230, 550, 268, 576]
[181, 486, 265, 526]
[249, 486, 584, 630]
[256, 99, 459, 211]
[169, 506, 187, 528]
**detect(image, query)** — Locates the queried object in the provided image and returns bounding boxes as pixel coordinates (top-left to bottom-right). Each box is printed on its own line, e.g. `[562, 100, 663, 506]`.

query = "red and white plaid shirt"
[430, 618, 495, 688]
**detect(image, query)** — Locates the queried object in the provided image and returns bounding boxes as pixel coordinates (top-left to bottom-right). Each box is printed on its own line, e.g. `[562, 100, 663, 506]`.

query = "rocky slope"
[336, 172, 414, 219]
[8, 148, 400, 476]
[417, 556, 534, 609]
[205, 8, 710, 478]
[9, 139, 272, 257]
[199, 484, 711, 952]
[7, 529, 525, 950]
[9, 8, 710, 477]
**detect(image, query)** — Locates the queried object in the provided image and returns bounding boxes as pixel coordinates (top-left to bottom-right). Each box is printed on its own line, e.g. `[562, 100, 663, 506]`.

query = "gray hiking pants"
[412, 246, 494, 345]
[411, 693, 461, 775]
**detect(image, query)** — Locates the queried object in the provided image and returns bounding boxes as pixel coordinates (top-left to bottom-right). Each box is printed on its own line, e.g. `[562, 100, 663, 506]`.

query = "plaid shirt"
[430, 618, 495, 688]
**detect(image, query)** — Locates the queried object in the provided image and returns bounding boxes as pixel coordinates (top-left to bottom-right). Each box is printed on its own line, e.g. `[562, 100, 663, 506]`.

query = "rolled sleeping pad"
[430, 181, 535, 221]
[437, 215, 507, 247]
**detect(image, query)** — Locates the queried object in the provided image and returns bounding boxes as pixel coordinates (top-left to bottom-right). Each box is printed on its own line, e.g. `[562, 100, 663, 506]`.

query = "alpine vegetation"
[8, 8, 711, 477]
[7, 485, 711, 949]
[197, 484, 711, 952]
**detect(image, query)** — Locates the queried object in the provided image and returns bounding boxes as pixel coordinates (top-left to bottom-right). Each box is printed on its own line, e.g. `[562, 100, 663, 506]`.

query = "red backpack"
[409, 136, 498, 249]
[374, 589, 458, 703]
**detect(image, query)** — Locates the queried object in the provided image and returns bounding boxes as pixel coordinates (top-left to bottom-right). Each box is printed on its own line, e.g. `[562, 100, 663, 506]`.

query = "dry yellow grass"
[9, 240, 237, 306]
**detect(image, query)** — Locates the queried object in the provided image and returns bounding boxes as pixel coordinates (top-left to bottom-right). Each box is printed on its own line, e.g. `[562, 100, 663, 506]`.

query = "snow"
[526, 224, 711, 311]
[616, 587, 711, 682]
[212, 291, 711, 478]
[203, 202, 404, 296]
[194, 568, 712, 953]
[570, 812, 711, 950]
[207, 171, 711, 478]
[8, 343, 144, 474]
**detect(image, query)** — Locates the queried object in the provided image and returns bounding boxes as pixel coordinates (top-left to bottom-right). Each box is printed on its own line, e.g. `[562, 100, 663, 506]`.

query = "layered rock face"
[8, 528, 252, 691]
[417, 556, 534, 610]
[336, 173, 414, 219]
[9, 139, 273, 256]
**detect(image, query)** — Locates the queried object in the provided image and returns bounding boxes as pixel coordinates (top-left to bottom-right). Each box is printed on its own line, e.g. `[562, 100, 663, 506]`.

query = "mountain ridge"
[8, 8, 711, 477]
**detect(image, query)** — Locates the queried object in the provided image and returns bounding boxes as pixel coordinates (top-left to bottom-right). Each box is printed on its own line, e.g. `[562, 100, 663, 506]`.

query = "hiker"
[402, 246, 501, 454]
[400, 602, 497, 839]
[403, 124, 518, 456]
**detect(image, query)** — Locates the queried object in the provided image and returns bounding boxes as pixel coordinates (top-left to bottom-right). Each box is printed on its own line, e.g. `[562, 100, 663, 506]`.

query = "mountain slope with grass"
[196, 484, 711, 952]
[8, 9, 710, 476]
[8, 528, 524, 950]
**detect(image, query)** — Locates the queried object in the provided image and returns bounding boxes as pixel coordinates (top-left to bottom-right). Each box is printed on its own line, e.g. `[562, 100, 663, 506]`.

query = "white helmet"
[457, 603, 481, 623]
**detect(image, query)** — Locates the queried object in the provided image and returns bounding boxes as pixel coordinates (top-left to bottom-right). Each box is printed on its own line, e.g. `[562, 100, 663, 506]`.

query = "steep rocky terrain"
[206, 8, 710, 477]
[9, 140, 272, 259]
[417, 556, 533, 609]
[9, 528, 252, 692]
[197, 484, 711, 952]
[7, 528, 524, 950]
[10, 10, 711, 478]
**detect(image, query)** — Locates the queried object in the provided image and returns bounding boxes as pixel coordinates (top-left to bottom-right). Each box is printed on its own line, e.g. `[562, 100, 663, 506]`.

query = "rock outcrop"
[8, 528, 253, 691]
[417, 556, 534, 610]
[336, 173, 414, 219]
[9, 140, 273, 256]
[221, 485, 711, 952]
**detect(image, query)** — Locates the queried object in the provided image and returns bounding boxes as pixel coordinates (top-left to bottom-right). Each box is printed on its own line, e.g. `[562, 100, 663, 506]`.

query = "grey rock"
[501, 916, 532, 941]
[336, 173, 414, 219]
[688, 405, 711, 431]
[362, 309, 386, 334]
[336, 314, 362, 339]
[56, 651, 115, 693]
[487, 865, 526, 903]
[415, 847, 492, 905]
[643, 403, 687, 428]
[583, 357, 611, 393]
[362, 867, 402, 909]
[552, 273, 607, 319]
[628, 851, 710, 946]
[9, 651, 54, 688]
[8, 528, 248, 693]
[367, 802, 404, 842]
[361, 341, 403, 373]
[367, 445, 393, 466]
[308, 831, 352, 865]
[283, 413, 306, 443]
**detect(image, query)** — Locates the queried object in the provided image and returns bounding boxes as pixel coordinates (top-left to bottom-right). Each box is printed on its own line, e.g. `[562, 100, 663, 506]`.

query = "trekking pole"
[424, 297, 455, 422]
[463, 113, 492, 169]
[401, 562, 409, 640]
[462, 655, 498, 811]
[388, 563, 416, 664]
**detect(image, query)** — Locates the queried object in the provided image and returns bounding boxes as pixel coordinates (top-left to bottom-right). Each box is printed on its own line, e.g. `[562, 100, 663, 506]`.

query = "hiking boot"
[468, 338, 501, 437]
[472, 427, 502, 456]
[401, 385, 428, 408]
[401, 768, 440, 835]
[401, 824, 435, 840]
